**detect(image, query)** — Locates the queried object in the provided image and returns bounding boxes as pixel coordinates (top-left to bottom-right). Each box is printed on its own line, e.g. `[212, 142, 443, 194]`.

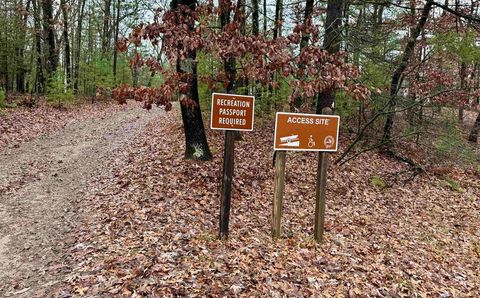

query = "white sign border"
[273, 111, 340, 152]
[210, 92, 255, 132]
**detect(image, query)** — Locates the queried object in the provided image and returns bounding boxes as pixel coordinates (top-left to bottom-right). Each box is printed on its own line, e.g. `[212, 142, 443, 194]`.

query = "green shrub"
[0, 88, 5, 107]
[434, 115, 476, 166]
[442, 176, 466, 193]
[113, 56, 133, 85]
[76, 54, 124, 95]
[334, 90, 366, 127]
[197, 52, 223, 112]
[81, 58, 115, 95]
[93, 59, 115, 89]
[46, 71, 75, 106]
[371, 175, 387, 190]
[0, 88, 15, 109]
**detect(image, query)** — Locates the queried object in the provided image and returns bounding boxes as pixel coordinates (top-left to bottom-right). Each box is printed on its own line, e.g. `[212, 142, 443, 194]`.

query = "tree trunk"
[234, 0, 247, 94]
[251, 0, 260, 97]
[252, 0, 259, 36]
[41, 0, 58, 79]
[468, 112, 480, 143]
[322, 0, 344, 51]
[299, 0, 314, 50]
[73, 0, 86, 93]
[273, 0, 283, 39]
[382, 1, 433, 143]
[458, 62, 466, 123]
[131, 50, 139, 87]
[377, 4, 384, 25]
[2, 0, 9, 92]
[456, 0, 465, 123]
[112, 0, 120, 82]
[291, 0, 314, 111]
[236, 0, 246, 35]
[32, 0, 44, 94]
[316, 0, 344, 113]
[14, 48, 25, 92]
[343, 2, 349, 63]
[352, 6, 364, 66]
[221, 0, 245, 141]
[173, 0, 212, 160]
[220, 0, 237, 93]
[263, 0, 267, 33]
[102, 0, 112, 56]
[87, 7, 95, 94]
[15, 0, 30, 92]
[60, 0, 71, 87]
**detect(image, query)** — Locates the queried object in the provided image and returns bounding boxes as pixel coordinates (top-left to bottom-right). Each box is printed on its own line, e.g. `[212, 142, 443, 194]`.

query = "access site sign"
[273, 112, 340, 152]
[210, 93, 255, 131]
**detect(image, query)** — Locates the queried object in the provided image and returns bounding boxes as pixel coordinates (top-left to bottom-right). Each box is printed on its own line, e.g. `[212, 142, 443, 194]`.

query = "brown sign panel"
[210, 93, 255, 131]
[274, 112, 340, 152]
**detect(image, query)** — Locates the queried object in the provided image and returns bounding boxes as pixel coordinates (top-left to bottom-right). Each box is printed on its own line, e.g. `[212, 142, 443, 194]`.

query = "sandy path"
[0, 104, 162, 297]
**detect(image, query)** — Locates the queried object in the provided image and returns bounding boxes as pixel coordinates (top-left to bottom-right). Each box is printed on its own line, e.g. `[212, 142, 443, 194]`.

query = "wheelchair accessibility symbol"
[308, 135, 315, 148]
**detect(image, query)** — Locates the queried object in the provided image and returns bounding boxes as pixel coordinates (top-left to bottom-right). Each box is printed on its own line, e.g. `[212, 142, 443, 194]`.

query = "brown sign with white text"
[274, 112, 340, 152]
[210, 93, 255, 131]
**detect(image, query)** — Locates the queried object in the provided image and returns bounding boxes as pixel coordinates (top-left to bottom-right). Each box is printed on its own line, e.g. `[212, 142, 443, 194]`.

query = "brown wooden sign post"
[272, 150, 286, 238]
[211, 93, 255, 240]
[272, 110, 339, 242]
[314, 107, 333, 243]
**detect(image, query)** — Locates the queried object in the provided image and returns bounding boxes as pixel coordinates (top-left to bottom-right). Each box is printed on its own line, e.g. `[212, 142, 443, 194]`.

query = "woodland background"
[0, 0, 479, 166]
[0, 0, 480, 296]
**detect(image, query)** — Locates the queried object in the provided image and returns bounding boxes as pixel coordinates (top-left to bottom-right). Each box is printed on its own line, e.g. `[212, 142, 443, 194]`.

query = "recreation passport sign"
[212, 92, 255, 239]
[210, 93, 255, 131]
[273, 112, 340, 152]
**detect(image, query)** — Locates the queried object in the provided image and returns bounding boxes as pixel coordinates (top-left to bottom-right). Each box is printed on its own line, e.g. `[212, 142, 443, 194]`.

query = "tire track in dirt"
[0, 104, 163, 297]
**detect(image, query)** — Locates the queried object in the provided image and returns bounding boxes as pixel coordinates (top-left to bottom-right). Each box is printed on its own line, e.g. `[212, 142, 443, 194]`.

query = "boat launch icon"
[279, 134, 300, 147]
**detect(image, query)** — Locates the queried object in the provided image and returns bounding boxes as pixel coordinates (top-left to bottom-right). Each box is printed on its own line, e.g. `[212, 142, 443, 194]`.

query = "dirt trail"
[0, 104, 163, 297]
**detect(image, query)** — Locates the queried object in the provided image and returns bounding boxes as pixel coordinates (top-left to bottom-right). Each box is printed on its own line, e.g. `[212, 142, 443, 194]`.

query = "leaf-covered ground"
[0, 101, 129, 149]
[62, 105, 480, 297]
[0, 102, 162, 297]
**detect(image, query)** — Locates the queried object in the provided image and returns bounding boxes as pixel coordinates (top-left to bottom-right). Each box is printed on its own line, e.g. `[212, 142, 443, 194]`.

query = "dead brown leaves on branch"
[113, 2, 371, 110]
[113, 84, 175, 111]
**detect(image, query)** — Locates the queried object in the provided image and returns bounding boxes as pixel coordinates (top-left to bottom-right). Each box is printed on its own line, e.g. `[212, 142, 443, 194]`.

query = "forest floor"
[0, 101, 479, 297]
[0, 101, 163, 297]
